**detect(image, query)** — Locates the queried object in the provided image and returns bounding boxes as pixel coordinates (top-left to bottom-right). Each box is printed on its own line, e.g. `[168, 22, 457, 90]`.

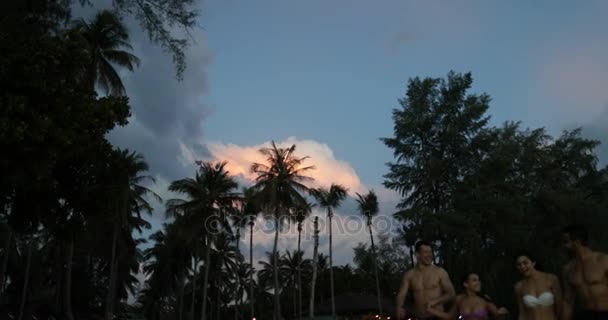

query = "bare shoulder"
[596, 251, 608, 266]
[433, 265, 449, 276]
[455, 294, 465, 302]
[545, 272, 559, 282]
[546, 272, 561, 287]
[402, 269, 415, 281]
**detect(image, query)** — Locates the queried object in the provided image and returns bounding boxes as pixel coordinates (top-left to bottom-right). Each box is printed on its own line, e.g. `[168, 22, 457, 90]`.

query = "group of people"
[395, 225, 608, 320]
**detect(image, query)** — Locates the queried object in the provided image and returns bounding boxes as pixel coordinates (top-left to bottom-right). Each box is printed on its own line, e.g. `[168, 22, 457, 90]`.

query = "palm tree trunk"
[234, 229, 241, 320]
[240, 284, 245, 318]
[178, 272, 185, 320]
[249, 218, 255, 320]
[309, 217, 319, 320]
[190, 252, 199, 320]
[201, 236, 212, 320]
[55, 245, 63, 312]
[0, 229, 11, 294]
[293, 285, 297, 320]
[18, 237, 34, 320]
[64, 239, 74, 320]
[409, 246, 415, 268]
[104, 222, 120, 320]
[233, 286, 238, 320]
[89, 60, 97, 93]
[297, 222, 303, 320]
[272, 213, 282, 320]
[368, 219, 383, 316]
[216, 275, 221, 320]
[328, 209, 336, 320]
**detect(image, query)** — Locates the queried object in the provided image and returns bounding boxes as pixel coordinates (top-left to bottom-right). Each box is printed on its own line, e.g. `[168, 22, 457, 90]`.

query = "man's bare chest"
[410, 271, 440, 290]
[569, 260, 607, 288]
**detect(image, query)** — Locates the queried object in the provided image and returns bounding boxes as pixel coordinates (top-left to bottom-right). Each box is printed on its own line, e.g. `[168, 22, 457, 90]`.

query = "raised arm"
[560, 266, 573, 320]
[396, 271, 410, 319]
[485, 301, 508, 318]
[428, 267, 456, 307]
[427, 295, 461, 320]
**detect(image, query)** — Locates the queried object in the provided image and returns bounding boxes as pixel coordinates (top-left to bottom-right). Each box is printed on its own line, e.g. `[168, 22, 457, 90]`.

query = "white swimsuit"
[522, 292, 554, 307]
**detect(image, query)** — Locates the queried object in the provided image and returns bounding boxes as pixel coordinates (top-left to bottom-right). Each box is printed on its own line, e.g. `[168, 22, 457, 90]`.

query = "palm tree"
[211, 232, 241, 320]
[355, 190, 382, 316]
[141, 220, 191, 320]
[290, 201, 313, 320]
[104, 149, 160, 320]
[233, 187, 260, 319]
[311, 184, 347, 319]
[258, 250, 287, 315]
[72, 9, 140, 95]
[280, 250, 306, 318]
[250, 141, 314, 319]
[248, 215, 256, 319]
[234, 260, 254, 319]
[0, 222, 12, 296]
[167, 161, 239, 320]
[315, 253, 329, 304]
[308, 216, 319, 320]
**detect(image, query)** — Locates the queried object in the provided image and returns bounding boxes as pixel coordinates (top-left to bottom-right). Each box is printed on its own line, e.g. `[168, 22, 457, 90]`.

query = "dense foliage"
[1, 1, 606, 319]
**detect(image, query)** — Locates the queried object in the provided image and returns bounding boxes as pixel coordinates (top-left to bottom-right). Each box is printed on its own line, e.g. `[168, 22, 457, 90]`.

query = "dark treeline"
[1, 1, 607, 320]
[383, 71, 608, 316]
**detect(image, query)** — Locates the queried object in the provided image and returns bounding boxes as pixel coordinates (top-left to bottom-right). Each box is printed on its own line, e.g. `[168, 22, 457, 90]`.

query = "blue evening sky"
[200, 0, 608, 185]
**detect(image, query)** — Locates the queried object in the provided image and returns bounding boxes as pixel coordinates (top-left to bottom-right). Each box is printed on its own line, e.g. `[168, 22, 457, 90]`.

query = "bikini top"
[522, 292, 554, 307]
[461, 308, 488, 319]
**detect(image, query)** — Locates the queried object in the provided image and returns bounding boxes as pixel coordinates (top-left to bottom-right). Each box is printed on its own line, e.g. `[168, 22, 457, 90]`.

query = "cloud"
[240, 204, 400, 271]
[202, 137, 403, 269]
[534, 40, 608, 123]
[73, 1, 213, 183]
[206, 137, 365, 194]
[580, 105, 608, 167]
[386, 31, 415, 54]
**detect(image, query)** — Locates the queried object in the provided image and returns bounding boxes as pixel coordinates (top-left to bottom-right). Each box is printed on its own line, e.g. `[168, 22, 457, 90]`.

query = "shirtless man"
[561, 224, 608, 320]
[396, 240, 456, 319]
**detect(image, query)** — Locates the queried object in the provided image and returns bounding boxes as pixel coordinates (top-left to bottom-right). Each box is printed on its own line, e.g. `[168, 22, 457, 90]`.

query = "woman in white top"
[513, 252, 562, 320]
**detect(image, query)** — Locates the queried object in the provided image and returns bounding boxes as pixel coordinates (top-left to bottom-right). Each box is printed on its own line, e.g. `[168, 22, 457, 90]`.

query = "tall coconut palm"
[355, 190, 382, 316]
[167, 161, 239, 320]
[290, 201, 313, 320]
[258, 251, 287, 310]
[0, 222, 12, 296]
[280, 250, 300, 317]
[311, 184, 347, 319]
[211, 232, 241, 320]
[232, 187, 260, 319]
[315, 253, 329, 304]
[308, 216, 320, 320]
[142, 220, 191, 320]
[104, 149, 160, 320]
[250, 141, 314, 319]
[234, 260, 254, 319]
[73, 9, 140, 95]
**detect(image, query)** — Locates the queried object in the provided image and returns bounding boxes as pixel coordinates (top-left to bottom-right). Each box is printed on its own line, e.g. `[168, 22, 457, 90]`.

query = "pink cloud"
[207, 137, 365, 194]
[535, 40, 608, 123]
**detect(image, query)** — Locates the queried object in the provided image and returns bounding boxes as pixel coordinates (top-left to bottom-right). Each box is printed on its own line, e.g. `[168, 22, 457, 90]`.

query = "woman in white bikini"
[513, 253, 562, 320]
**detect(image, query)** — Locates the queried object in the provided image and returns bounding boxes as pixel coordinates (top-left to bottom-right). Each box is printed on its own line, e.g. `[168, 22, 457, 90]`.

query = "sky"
[87, 0, 608, 274]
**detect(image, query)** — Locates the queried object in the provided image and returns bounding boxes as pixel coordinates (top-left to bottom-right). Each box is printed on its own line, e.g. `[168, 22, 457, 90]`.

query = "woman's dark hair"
[460, 272, 492, 302]
[514, 250, 544, 271]
[460, 272, 476, 286]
